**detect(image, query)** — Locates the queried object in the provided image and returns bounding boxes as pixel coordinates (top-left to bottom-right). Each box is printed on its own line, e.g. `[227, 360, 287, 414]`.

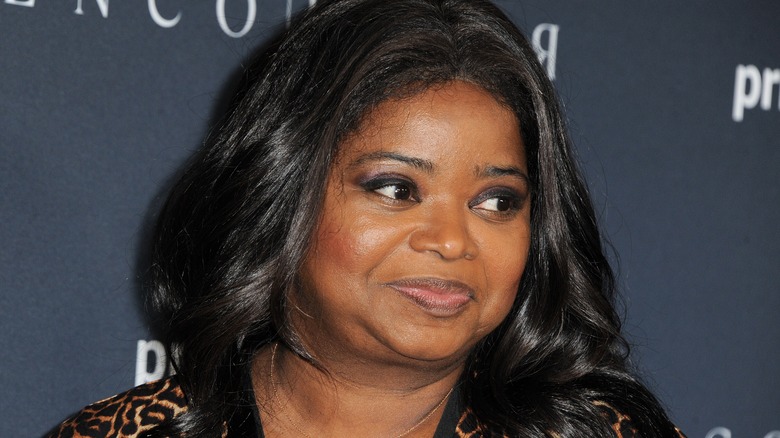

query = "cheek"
[315, 224, 360, 268]
[311, 202, 400, 279]
[480, 232, 531, 325]
[298, 211, 367, 323]
[315, 221, 358, 267]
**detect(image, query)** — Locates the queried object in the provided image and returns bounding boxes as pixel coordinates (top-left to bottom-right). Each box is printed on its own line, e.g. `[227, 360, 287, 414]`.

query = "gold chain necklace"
[268, 343, 454, 438]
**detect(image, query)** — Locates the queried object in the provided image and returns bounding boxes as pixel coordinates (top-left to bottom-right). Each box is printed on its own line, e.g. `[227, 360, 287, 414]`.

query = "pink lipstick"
[384, 277, 474, 317]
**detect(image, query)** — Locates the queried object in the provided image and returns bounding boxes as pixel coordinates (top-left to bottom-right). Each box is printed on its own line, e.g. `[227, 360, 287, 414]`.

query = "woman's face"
[294, 81, 531, 366]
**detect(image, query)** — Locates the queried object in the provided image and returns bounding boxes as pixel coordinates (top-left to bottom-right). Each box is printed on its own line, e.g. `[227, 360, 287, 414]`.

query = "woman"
[50, 0, 684, 436]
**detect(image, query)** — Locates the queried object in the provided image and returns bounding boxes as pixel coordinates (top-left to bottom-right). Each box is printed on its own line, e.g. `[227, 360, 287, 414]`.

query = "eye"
[473, 196, 517, 212]
[470, 188, 524, 218]
[374, 183, 413, 200]
[358, 175, 419, 203]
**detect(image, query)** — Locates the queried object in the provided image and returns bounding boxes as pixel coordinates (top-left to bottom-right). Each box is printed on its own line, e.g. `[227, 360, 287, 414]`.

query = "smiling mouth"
[384, 277, 475, 317]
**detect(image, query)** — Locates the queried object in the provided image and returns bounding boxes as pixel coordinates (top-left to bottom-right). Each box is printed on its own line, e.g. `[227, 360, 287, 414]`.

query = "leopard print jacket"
[47, 378, 685, 437]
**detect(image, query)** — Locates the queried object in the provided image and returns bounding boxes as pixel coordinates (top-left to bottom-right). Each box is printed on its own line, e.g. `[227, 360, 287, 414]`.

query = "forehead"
[336, 81, 525, 168]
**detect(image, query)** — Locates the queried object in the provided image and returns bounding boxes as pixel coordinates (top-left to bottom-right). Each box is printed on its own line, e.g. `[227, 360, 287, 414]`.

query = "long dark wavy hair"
[147, 0, 679, 436]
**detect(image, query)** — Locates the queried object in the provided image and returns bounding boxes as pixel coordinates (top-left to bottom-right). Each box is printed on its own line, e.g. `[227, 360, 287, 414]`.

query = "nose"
[408, 205, 479, 261]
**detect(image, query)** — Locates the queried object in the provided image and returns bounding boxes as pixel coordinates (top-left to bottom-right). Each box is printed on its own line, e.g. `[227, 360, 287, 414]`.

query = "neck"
[252, 343, 463, 438]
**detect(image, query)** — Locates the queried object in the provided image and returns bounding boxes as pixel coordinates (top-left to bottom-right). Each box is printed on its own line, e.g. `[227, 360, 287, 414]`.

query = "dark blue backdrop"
[1, 1, 778, 437]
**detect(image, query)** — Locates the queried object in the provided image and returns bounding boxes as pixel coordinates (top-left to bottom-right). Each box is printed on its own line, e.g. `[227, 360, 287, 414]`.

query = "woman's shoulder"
[46, 377, 188, 438]
[593, 401, 686, 438]
[454, 402, 686, 438]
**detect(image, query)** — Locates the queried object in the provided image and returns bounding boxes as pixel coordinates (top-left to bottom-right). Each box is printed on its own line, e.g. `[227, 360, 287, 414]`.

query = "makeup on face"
[293, 80, 532, 365]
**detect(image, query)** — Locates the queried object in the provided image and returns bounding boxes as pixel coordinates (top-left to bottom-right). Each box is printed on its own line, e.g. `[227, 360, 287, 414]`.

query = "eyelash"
[358, 175, 525, 218]
[359, 176, 419, 203]
[469, 188, 524, 218]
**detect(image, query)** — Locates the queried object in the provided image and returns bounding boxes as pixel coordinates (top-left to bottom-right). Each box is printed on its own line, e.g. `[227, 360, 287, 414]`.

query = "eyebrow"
[348, 150, 529, 184]
[349, 151, 434, 173]
[477, 165, 530, 185]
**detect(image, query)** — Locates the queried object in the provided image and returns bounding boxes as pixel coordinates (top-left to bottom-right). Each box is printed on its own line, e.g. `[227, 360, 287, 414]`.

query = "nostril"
[408, 220, 478, 261]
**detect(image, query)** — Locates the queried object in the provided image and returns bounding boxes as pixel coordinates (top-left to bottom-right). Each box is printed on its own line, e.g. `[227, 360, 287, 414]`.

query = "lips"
[383, 277, 475, 317]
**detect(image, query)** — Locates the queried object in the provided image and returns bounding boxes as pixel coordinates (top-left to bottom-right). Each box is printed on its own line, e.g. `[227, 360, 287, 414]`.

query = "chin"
[378, 330, 480, 366]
